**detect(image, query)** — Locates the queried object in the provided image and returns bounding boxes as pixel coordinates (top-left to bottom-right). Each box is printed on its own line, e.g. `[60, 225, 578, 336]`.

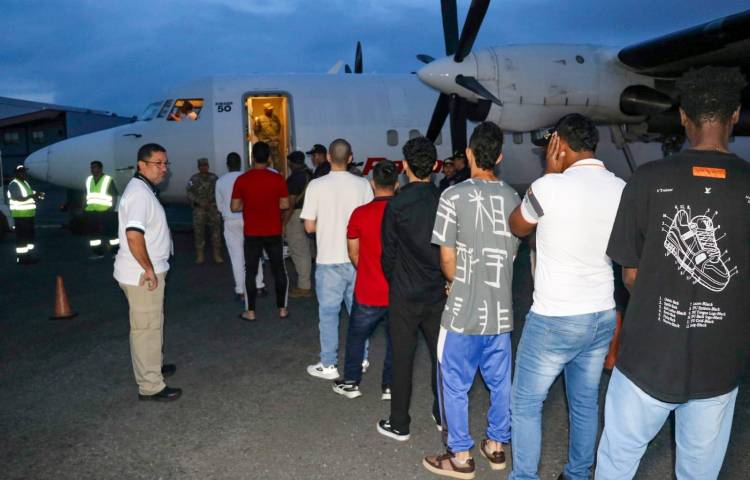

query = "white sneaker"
[332, 380, 362, 399]
[307, 362, 339, 380]
[361, 359, 370, 374]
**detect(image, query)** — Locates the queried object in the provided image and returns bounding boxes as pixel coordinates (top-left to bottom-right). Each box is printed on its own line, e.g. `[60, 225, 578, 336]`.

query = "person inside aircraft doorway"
[84, 160, 119, 258]
[253, 103, 282, 172]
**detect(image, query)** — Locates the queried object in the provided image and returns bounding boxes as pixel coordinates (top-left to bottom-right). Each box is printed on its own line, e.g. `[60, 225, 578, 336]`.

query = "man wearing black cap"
[308, 144, 331, 179]
[284, 151, 313, 297]
[451, 151, 470, 184]
[438, 156, 457, 192]
[7, 165, 44, 264]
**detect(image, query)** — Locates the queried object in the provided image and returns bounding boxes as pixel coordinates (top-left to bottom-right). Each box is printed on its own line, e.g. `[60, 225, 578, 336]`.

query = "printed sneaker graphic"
[662, 207, 737, 292]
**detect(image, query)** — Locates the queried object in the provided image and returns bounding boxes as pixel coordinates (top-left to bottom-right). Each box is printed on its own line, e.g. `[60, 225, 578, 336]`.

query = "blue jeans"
[343, 302, 392, 385]
[595, 368, 738, 480]
[509, 309, 616, 480]
[438, 328, 512, 453]
[315, 263, 355, 367]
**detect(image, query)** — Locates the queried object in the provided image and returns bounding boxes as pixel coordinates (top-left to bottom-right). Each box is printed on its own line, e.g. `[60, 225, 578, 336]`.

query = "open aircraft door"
[244, 94, 294, 177]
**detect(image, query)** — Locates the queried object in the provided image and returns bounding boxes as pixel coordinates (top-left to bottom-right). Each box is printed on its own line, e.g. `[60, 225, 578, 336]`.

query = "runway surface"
[1, 224, 748, 479]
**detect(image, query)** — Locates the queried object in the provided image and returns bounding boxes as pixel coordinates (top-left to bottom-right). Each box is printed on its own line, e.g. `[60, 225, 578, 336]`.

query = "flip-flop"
[238, 313, 256, 322]
[279, 312, 290, 319]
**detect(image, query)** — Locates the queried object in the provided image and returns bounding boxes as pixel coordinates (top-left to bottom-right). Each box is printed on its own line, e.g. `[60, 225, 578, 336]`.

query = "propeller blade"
[417, 54, 436, 64]
[441, 0, 459, 56]
[344, 64, 352, 74]
[454, 0, 490, 62]
[455, 75, 503, 106]
[449, 94, 467, 153]
[355, 41, 363, 74]
[426, 93, 451, 142]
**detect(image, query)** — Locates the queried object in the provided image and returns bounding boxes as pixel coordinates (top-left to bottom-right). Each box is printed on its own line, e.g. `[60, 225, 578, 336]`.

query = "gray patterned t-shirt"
[431, 178, 521, 335]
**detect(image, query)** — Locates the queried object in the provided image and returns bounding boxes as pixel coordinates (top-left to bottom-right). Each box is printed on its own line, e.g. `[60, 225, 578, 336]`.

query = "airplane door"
[245, 94, 294, 177]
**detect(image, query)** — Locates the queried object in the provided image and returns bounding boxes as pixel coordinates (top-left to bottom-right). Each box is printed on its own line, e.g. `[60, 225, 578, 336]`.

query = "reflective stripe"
[26, 244, 34, 250]
[85, 175, 114, 211]
[90, 239, 102, 247]
[109, 238, 120, 246]
[7, 179, 36, 217]
[16, 246, 28, 254]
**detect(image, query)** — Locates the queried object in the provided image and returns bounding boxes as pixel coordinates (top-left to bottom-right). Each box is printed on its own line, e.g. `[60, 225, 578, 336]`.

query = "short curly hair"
[469, 122, 504, 170]
[676, 66, 747, 124]
[555, 113, 599, 153]
[402, 136, 436, 179]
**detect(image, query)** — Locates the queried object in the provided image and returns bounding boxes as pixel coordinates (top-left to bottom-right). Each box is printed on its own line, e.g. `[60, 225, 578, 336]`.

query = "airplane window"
[157, 100, 173, 118]
[168, 98, 204, 122]
[138, 101, 164, 121]
[513, 132, 524, 145]
[387, 129, 399, 146]
[409, 129, 421, 139]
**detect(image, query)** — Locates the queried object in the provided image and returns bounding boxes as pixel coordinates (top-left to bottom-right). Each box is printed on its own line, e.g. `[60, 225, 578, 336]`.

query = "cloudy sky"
[1, 0, 747, 116]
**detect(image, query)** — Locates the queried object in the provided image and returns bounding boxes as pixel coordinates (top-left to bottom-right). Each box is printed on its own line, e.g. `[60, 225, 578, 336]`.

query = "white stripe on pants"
[224, 219, 264, 294]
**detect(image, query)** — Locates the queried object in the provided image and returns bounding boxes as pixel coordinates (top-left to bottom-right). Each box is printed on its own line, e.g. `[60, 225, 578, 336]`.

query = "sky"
[1, 0, 748, 117]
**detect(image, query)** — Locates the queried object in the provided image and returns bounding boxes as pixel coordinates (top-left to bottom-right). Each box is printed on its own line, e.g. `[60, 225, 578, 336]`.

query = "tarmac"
[1, 206, 748, 479]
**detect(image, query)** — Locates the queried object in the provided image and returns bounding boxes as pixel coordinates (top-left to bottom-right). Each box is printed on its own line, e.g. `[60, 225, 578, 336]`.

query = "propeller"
[424, 0, 492, 153]
[355, 41, 363, 74]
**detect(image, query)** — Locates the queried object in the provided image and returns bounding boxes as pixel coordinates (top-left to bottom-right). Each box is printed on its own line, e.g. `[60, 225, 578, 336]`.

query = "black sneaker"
[332, 380, 362, 399]
[377, 419, 410, 441]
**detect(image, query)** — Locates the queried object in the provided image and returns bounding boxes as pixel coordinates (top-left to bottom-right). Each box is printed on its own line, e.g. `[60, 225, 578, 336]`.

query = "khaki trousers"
[120, 272, 167, 395]
[285, 209, 312, 290]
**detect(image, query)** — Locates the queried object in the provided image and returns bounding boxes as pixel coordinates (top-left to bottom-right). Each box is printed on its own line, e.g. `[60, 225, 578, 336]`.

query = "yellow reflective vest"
[7, 178, 36, 218]
[85, 174, 114, 212]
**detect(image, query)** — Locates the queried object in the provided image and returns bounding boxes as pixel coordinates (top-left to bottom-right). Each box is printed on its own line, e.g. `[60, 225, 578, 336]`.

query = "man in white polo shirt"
[301, 138, 373, 379]
[507, 114, 625, 480]
[114, 143, 181, 402]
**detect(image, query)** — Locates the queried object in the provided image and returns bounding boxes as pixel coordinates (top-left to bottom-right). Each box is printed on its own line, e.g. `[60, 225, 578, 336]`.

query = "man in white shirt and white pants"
[215, 152, 265, 301]
[114, 143, 181, 402]
[508, 114, 625, 480]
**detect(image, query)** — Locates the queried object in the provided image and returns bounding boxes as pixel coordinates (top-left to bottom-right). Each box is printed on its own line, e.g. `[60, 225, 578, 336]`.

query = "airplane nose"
[25, 147, 49, 182]
[417, 54, 478, 98]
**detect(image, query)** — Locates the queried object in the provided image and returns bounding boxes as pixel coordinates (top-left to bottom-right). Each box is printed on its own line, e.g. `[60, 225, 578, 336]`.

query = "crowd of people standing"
[108, 66, 748, 480]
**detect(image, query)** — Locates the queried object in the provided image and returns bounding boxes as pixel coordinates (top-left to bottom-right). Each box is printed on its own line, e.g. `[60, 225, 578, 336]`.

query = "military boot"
[196, 249, 205, 265]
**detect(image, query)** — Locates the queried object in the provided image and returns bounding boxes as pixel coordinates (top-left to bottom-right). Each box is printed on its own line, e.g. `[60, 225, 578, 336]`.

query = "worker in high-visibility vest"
[7, 164, 44, 264]
[85, 160, 119, 257]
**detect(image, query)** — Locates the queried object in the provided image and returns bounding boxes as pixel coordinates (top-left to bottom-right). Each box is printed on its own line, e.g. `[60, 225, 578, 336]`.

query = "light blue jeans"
[509, 309, 616, 480]
[595, 368, 738, 480]
[315, 263, 355, 367]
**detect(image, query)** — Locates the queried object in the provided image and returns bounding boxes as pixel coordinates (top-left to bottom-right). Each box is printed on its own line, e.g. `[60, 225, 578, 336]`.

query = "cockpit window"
[167, 98, 204, 122]
[157, 100, 174, 118]
[139, 101, 164, 121]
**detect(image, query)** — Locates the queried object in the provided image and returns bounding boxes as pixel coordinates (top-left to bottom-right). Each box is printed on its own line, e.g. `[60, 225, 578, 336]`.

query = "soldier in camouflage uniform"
[186, 158, 223, 264]
[253, 103, 282, 171]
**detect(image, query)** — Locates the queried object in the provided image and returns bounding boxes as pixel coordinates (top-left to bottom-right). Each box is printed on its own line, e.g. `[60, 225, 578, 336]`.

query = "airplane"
[19, 2, 750, 209]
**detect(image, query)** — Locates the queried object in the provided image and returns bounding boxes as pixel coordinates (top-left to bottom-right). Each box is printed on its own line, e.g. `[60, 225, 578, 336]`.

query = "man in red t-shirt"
[231, 142, 290, 320]
[332, 160, 399, 400]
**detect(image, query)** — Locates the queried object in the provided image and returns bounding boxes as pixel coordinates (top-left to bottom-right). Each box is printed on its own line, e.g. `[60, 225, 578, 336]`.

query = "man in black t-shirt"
[284, 151, 313, 297]
[596, 67, 749, 480]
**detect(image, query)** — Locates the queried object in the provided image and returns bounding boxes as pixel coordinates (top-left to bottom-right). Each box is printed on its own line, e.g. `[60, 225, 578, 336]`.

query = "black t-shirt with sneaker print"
[607, 149, 750, 403]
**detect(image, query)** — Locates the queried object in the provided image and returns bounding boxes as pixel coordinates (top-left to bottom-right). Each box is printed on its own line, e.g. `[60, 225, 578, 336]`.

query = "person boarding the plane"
[595, 66, 750, 480]
[7, 164, 43, 264]
[84, 160, 119, 258]
[186, 158, 223, 264]
[215, 152, 266, 301]
[231, 142, 290, 321]
[507, 114, 625, 480]
[114, 143, 181, 402]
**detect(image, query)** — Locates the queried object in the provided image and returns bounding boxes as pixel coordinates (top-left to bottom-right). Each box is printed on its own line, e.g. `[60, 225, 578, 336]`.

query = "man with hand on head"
[507, 114, 625, 480]
[114, 143, 180, 402]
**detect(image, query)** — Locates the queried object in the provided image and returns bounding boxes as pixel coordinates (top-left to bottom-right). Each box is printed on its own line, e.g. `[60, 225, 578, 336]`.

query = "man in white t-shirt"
[507, 114, 625, 480]
[114, 143, 181, 402]
[301, 138, 373, 379]
[215, 152, 266, 301]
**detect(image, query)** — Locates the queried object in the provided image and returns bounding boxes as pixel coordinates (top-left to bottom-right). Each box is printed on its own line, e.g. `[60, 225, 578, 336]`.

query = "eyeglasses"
[141, 160, 170, 167]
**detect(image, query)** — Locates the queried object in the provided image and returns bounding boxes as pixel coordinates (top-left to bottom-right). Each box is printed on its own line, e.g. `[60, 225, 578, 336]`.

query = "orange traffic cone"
[604, 310, 623, 370]
[50, 275, 77, 320]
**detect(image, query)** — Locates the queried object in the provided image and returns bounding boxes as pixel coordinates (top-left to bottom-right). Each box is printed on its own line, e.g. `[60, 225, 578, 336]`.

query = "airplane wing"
[617, 9, 750, 77]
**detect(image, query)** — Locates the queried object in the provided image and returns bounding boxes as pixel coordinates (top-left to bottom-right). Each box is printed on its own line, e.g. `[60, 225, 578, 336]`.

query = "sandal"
[422, 452, 475, 479]
[479, 438, 506, 470]
[238, 312, 256, 322]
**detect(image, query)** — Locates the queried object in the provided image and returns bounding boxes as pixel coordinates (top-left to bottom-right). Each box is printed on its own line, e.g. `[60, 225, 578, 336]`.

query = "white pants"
[223, 219, 264, 294]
